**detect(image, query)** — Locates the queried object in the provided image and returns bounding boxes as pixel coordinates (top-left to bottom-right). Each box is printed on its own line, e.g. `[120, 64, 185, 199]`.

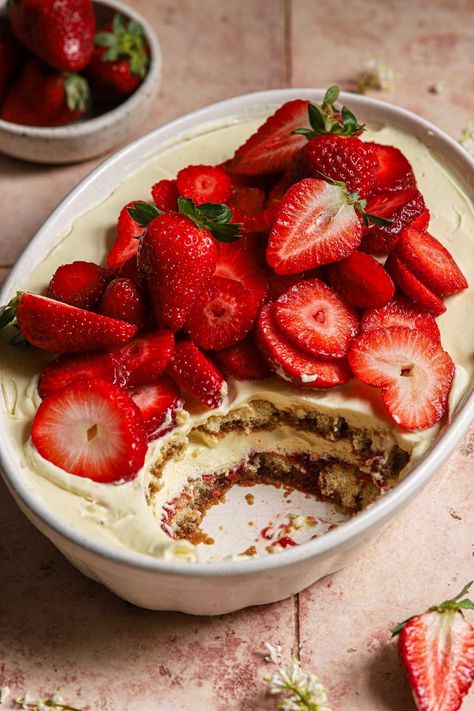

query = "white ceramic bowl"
[0, 0, 161, 164]
[1, 89, 473, 614]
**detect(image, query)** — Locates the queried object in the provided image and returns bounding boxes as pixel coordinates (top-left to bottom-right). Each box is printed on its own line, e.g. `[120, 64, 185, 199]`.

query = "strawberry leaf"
[178, 198, 242, 242]
[128, 202, 162, 227]
[95, 13, 149, 77]
[64, 73, 90, 113]
[391, 581, 474, 636]
[292, 85, 365, 139]
[0, 292, 21, 330]
[322, 85, 340, 111]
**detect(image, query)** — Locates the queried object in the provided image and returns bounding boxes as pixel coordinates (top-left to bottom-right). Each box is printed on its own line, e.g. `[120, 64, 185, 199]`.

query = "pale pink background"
[0, 1, 473, 709]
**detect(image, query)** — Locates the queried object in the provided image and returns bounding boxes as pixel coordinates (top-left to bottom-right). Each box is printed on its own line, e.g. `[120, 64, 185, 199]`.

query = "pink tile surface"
[1, 1, 473, 709]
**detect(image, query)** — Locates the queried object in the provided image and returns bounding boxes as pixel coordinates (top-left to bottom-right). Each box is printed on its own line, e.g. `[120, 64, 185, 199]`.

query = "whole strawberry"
[0, 18, 23, 104]
[130, 198, 241, 331]
[9, 0, 95, 71]
[87, 14, 149, 99]
[0, 58, 90, 127]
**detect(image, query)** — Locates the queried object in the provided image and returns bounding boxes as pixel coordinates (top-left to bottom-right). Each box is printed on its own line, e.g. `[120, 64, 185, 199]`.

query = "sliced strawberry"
[99, 277, 145, 326]
[129, 376, 182, 440]
[106, 200, 145, 271]
[360, 188, 426, 253]
[361, 297, 440, 343]
[229, 99, 310, 175]
[274, 278, 359, 359]
[325, 251, 395, 308]
[185, 276, 258, 350]
[31, 378, 147, 482]
[395, 226, 468, 297]
[393, 582, 474, 711]
[230, 186, 266, 216]
[267, 170, 295, 209]
[39, 350, 128, 398]
[151, 179, 179, 212]
[214, 335, 272, 381]
[267, 178, 362, 275]
[366, 142, 416, 194]
[247, 204, 280, 234]
[385, 253, 446, 316]
[214, 240, 268, 305]
[47, 261, 109, 310]
[16, 293, 137, 353]
[168, 339, 227, 409]
[176, 164, 233, 205]
[348, 326, 454, 430]
[118, 330, 174, 387]
[256, 303, 351, 389]
[411, 208, 430, 230]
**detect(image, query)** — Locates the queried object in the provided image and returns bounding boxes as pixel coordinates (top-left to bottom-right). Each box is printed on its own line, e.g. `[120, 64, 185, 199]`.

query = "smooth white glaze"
[1, 117, 473, 561]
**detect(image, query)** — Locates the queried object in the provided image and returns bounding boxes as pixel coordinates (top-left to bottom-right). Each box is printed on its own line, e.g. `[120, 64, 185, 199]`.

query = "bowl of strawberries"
[0, 0, 161, 163]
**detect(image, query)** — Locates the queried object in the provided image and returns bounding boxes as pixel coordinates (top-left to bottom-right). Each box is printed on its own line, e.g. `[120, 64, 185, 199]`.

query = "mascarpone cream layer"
[1, 116, 473, 561]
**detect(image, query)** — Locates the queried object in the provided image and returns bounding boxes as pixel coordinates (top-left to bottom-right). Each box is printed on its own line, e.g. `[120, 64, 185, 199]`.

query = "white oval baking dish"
[1, 89, 473, 614]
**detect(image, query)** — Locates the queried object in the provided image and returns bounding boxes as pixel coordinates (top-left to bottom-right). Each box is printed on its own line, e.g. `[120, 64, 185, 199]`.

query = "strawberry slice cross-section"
[129, 376, 182, 440]
[167, 339, 228, 409]
[348, 326, 454, 430]
[31, 378, 148, 482]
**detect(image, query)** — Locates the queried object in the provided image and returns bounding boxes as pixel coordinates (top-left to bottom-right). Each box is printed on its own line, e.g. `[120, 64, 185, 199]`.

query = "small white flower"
[264, 641, 283, 664]
[460, 122, 474, 158]
[0, 687, 10, 705]
[358, 57, 396, 93]
[264, 658, 331, 710]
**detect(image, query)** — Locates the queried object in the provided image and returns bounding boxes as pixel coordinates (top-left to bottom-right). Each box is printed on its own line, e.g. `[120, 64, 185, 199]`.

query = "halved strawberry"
[360, 189, 426, 253]
[214, 335, 272, 381]
[214, 240, 268, 305]
[129, 376, 182, 440]
[411, 208, 430, 230]
[395, 226, 468, 297]
[16, 293, 137, 353]
[361, 297, 441, 343]
[230, 186, 266, 216]
[366, 142, 416, 194]
[185, 276, 258, 350]
[385, 253, 446, 316]
[229, 100, 310, 175]
[31, 378, 147, 482]
[348, 326, 454, 430]
[118, 330, 174, 387]
[256, 303, 351, 389]
[168, 339, 227, 409]
[99, 277, 145, 326]
[267, 178, 362, 275]
[47, 261, 109, 310]
[106, 200, 145, 271]
[325, 251, 395, 308]
[274, 278, 359, 359]
[38, 350, 128, 398]
[151, 179, 179, 212]
[176, 164, 233, 205]
[392, 581, 474, 711]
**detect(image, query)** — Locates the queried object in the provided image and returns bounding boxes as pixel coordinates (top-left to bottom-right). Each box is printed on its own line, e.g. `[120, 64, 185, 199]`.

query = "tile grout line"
[293, 593, 301, 660]
[283, 0, 292, 87]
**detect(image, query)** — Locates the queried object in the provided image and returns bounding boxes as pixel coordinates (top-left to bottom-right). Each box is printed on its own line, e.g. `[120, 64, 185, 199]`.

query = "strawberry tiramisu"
[0, 87, 472, 560]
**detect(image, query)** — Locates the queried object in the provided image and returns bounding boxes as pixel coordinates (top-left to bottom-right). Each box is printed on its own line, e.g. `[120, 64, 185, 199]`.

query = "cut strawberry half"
[256, 303, 351, 389]
[361, 297, 441, 343]
[99, 277, 145, 326]
[348, 326, 454, 430]
[16, 293, 138, 353]
[129, 376, 182, 440]
[39, 350, 128, 398]
[151, 179, 179, 212]
[47, 261, 109, 310]
[106, 200, 145, 271]
[230, 186, 266, 216]
[385, 253, 446, 316]
[267, 178, 362, 275]
[360, 188, 426, 253]
[185, 276, 258, 350]
[392, 581, 474, 711]
[214, 239, 268, 305]
[214, 335, 272, 381]
[31, 378, 147, 482]
[168, 339, 227, 409]
[395, 225, 468, 297]
[176, 164, 233, 205]
[410, 208, 430, 230]
[325, 251, 395, 308]
[274, 278, 359, 359]
[229, 99, 310, 175]
[118, 330, 174, 387]
[366, 142, 416, 194]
